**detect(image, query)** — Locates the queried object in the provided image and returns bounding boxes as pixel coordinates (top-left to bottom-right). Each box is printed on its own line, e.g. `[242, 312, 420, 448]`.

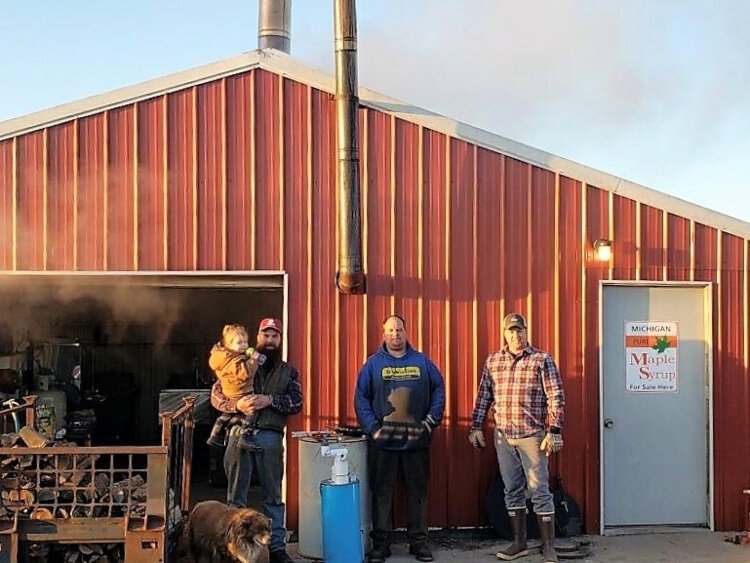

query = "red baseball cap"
[259, 318, 283, 333]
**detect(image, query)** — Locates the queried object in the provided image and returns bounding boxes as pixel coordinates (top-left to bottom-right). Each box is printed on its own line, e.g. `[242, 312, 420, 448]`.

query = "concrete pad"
[287, 531, 750, 562]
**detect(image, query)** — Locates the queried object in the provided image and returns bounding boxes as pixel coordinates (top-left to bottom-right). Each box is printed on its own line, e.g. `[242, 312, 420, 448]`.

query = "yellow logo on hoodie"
[381, 366, 421, 380]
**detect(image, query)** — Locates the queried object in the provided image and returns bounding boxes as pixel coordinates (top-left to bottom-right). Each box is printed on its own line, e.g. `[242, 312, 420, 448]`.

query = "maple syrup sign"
[624, 321, 679, 393]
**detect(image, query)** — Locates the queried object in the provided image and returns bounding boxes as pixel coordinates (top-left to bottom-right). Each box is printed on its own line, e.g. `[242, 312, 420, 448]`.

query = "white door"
[601, 283, 711, 530]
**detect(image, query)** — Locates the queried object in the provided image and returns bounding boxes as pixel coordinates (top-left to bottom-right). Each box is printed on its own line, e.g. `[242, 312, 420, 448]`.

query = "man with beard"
[355, 315, 445, 563]
[210, 317, 302, 563]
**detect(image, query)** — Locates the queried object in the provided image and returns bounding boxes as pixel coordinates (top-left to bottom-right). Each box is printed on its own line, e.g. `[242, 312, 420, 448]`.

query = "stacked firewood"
[0, 427, 182, 561]
[0, 427, 148, 520]
[27, 541, 125, 562]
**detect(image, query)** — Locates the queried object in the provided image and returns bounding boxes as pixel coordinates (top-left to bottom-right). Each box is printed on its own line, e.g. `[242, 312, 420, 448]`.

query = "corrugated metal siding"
[717, 233, 746, 530]
[17, 132, 45, 270]
[584, 186, 609, 530]
[2, 67, 750, 532]
[556, 176, 586, 524]
[0, 140, 15, 270]
[667, 213, 691, 281]
[78, 115, 106, 270]
[167, 89, 196, 270]
[640, 204, 665, 281]
[136, 96, 167, 270]
[48, 123, 75, 270]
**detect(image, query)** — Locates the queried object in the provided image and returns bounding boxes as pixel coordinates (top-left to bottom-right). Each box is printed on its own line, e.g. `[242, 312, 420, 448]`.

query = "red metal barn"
[0, 50, 748, 534]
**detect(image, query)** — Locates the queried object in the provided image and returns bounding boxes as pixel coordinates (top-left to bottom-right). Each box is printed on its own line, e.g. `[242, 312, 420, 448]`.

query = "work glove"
[422, 414, 438, 434]
[468, 428, 486, 450]
[540, 432, 563, 457]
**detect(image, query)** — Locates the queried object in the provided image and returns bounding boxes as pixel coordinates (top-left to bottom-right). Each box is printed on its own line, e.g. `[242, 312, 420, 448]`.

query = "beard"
[256, 345, 281, 365]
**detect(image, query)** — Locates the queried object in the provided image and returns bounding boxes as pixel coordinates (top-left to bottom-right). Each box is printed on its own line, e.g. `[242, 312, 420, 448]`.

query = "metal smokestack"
[258, 0, 291, 53]
[334, 0, 365, 294]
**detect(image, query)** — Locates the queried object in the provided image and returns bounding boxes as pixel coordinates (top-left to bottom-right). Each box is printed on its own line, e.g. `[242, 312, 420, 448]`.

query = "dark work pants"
[368, 444, 431, 546]
[224, 428, 286, 552]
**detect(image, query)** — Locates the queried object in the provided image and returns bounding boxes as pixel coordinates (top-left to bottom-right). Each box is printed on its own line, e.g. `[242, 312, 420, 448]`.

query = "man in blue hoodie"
[355, 315, 446, 563]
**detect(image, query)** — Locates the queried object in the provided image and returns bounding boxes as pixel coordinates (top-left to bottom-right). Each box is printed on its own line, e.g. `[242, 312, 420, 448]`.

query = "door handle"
[604, 418, 614, 428]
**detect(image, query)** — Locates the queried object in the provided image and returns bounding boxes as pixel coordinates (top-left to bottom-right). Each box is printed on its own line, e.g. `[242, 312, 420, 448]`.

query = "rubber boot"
[537, 513, 559, 563]
[496, 508, 531, 560]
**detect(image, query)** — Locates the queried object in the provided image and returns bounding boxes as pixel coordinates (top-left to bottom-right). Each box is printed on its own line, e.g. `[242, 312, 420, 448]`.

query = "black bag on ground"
[486, 473, 582, 539]
[551, 475, 582, 537]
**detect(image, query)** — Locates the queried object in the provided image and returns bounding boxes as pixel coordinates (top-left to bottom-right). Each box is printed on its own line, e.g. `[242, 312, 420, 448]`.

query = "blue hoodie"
[354, 343, 445, 451]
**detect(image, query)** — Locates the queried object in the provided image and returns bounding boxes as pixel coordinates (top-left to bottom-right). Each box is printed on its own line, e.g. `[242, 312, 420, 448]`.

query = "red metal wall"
[1, 68, 749, 532]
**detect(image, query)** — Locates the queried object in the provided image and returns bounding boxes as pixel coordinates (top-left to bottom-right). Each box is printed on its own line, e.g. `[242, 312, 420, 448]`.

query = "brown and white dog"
[173, 500, 272, 563]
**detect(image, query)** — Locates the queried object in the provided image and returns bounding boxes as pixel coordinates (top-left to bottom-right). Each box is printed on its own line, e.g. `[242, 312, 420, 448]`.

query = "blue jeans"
[494, 428, 554, 514]
[224, 428, 287, 552]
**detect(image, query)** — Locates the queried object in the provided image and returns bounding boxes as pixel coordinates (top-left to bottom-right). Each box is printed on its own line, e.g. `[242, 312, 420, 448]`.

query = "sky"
[2, 1, 750, 222]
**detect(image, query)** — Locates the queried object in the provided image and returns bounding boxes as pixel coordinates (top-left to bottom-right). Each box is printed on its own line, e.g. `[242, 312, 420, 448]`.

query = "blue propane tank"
[321, 478, 364, 563]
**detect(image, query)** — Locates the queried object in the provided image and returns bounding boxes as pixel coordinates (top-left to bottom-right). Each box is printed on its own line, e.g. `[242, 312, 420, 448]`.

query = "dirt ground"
[286, 530, 750, 562]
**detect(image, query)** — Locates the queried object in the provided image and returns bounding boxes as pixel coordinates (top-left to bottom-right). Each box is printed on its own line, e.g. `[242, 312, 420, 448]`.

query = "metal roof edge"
[258, 50, 750, 240]
[0, 51, 263, 141]
[1, 48, 748, 239]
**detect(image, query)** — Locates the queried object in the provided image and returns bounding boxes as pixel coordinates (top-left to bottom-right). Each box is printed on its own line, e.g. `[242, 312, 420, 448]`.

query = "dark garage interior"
[0, 273, 284, 492]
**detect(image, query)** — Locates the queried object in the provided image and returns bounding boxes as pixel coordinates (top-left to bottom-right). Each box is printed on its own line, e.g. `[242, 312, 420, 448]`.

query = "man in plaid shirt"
[469, 313, 565, 563]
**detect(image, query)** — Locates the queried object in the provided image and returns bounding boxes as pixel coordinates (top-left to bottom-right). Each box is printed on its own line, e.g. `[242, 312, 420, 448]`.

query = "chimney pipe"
[258, 0, 292, 53]
[334, 0, 365, 294]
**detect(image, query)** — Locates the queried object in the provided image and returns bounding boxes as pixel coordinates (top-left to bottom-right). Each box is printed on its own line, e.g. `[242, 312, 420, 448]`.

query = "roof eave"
[0, 50, 264, 141]
[2, 48, 749, 239]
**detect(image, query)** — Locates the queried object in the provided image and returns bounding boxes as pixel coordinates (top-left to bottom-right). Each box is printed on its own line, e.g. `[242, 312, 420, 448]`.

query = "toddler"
[206, 324, 264, 451]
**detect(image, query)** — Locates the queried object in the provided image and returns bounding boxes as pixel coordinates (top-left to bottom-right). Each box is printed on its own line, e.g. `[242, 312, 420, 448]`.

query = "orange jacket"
[208, 343, 254, 399]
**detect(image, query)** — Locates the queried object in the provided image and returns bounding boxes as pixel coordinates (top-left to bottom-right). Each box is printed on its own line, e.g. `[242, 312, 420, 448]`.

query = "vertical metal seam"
[662, 208, 668, 281]
[690, 220, 696, 282]
[744, 239, 748, 394]
[249, 71, 257, 269]
[444, 135, 451, 418]
[389, 114, 396, 312]
[42, 129, 48, 270]
[73, 121, 78, 270]
[553, 172, 560, 362]
[221, 78, 228, 271]
[607, 191, 613, 281]
[331, 79, 340, 421]
[716, 231, 722, 359]
[103, 111, 109, 270]
[417, 125, 424, 351]
[580, 182, 589, 516]
[162, 94, 169, 270]
[133, 103, 140, 270]
[11, 137, 17, 271]
[278, 74, 285, 271]
[744, 239, 749, 512]
[635, 201, 641, 280]
[580, 181, 588, 416]
[361, 107, 369, 360]
[525, 163, 532, 336]
[192, 86, 198, 270]
[498, 155, 506, 323]
[305, 84, 314, 418]
[472, 145, 479, 394]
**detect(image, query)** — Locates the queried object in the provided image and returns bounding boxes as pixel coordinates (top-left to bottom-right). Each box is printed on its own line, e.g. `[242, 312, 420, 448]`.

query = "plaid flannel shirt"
[470, 345, 564, 439]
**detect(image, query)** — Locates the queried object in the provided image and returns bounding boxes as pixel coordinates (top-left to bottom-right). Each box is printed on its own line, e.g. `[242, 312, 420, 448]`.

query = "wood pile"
[1, 426, 182, 561]
[27, 541, 125, 562]
[0, 427, 148, 520]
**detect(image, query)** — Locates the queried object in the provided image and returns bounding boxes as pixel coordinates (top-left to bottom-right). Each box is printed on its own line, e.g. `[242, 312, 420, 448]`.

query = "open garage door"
[0, 271, 287, 445]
